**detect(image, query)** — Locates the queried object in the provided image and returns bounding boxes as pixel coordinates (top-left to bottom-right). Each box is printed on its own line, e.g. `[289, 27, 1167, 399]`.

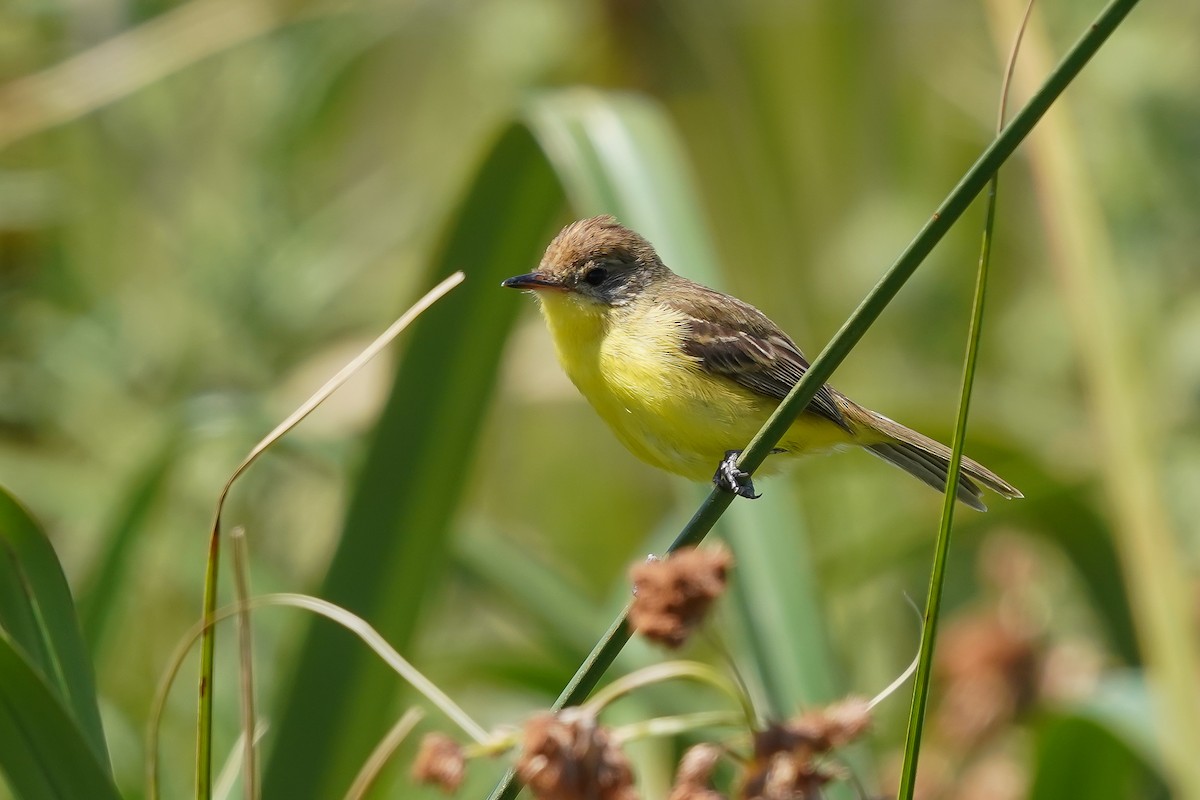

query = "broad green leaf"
[0, 632, 119, 800]
[1031, 712, 1165, 799]
[1028, 673, 1168, 798]
[0, 483, 110, 770]
[1020, 484, 1139, 665]
[261, 120, 566, 799]
[1072, 671, 1165, 777]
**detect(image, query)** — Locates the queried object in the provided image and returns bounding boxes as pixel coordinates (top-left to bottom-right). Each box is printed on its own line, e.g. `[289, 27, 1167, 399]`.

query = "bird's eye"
[583, 266, 608, 286]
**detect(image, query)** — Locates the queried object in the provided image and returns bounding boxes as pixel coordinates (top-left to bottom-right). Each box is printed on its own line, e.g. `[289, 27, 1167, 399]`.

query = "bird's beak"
[501, 272, 565, 291]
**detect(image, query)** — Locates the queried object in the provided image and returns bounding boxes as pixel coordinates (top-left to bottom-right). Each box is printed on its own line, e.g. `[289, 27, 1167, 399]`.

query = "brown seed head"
[669, 744, 727, 800]
[516, 709, 638, 800]
[741, 750, 836, 800]
[934, 612, 1038, 745]
[629, 546, 733, 649]
[740, 698, 871, 800]
[411, 732, 465, 794]
[787, 696, 872, 752]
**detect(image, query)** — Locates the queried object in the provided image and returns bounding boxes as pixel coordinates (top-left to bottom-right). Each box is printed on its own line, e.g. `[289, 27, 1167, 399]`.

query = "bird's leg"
[713, 450, 760, 499]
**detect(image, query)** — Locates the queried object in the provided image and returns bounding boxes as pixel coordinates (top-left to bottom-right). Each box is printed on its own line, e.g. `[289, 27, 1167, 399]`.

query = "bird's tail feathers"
[845, 404, 1022, 511]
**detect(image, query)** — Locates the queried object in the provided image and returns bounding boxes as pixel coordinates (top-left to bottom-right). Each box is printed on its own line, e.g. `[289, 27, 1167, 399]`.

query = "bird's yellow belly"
[544, 299, 850, 482]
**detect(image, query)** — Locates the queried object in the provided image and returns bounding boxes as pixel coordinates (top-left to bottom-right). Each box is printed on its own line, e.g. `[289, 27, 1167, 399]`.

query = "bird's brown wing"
[665, 286, 850, 432]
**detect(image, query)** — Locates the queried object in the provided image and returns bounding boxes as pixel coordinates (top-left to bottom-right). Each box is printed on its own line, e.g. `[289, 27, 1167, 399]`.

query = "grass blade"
[0, 484, 110, 771]
[149, 594, 490, 800]
[342, 708, 424, 800]
[896, 2, 1034, 792]
[0, 632, 120, 800]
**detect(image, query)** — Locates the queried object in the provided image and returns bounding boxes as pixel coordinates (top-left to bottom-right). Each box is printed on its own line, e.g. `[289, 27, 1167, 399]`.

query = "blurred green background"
[1, 0, 1197, 798]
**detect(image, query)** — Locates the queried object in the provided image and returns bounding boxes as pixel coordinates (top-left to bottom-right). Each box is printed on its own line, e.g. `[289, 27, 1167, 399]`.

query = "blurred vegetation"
[1, 0, 1198, 798]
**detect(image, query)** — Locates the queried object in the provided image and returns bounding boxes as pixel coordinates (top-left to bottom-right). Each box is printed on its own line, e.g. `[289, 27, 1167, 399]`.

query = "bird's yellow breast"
[534, 292, 852, 482]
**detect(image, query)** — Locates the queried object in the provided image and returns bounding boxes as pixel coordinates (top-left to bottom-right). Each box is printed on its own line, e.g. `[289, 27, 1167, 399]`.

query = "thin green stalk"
[896, 2, 1034, 795]
[341, 708, 425, 800]
[487, 2, 1139, 797]
[895, 86, 1003, 800]
[197, 529, 219, 800]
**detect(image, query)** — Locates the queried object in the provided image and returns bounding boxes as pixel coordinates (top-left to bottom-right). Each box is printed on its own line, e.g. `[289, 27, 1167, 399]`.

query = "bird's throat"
[535, 291, 610, 366]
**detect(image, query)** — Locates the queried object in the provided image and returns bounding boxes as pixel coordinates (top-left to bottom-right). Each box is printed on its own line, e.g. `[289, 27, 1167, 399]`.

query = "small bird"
[502, 216, 1021, 509]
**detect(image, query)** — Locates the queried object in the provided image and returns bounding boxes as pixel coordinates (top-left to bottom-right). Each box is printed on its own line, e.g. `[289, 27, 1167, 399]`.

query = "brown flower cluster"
[879, 534, 1061, 799]
[411, 732, 466, 794]
[668, 744, 726, 800]
[408, 541, 889, 798]
[629, 546, 733, 649]
[410, 698, 875, 798]
[934, 612, 1038, 745]
[740, 697, 872, 800]
[516, 708, 638, 800]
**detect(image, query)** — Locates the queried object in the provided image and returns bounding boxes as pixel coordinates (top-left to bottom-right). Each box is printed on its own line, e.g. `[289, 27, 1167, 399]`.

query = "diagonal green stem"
[733, 0, 1140, 481]
[487, 2, 1140, 797]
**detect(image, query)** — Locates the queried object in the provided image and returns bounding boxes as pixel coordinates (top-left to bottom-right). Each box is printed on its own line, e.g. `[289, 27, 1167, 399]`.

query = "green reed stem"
[895, 0, 1037, 793]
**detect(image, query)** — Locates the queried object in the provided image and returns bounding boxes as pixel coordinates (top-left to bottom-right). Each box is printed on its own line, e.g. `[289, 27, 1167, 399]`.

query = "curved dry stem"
[342, 708, 425, 800]
[869, 649, 920, 712]
[229, 529, 257, 800]
[194, 271, 464, 797]
[149, 592, 489, 800]
[214, 270, 466, 510]
[610, 710, 744, 745]
[581, 661, 755, 728]
[212, 723, 268, 800]
[0, 0, 350, 152]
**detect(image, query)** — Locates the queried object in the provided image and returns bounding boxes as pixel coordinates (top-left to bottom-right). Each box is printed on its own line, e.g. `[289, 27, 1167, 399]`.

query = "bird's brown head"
[501, 216, 670, 307]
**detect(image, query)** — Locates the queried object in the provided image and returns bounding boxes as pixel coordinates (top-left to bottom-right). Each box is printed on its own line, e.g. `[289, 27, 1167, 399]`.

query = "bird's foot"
[713, 450, 760, 499]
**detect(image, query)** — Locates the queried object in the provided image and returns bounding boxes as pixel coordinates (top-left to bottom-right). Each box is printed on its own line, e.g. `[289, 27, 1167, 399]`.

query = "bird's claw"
[713, 450, 760, 499]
